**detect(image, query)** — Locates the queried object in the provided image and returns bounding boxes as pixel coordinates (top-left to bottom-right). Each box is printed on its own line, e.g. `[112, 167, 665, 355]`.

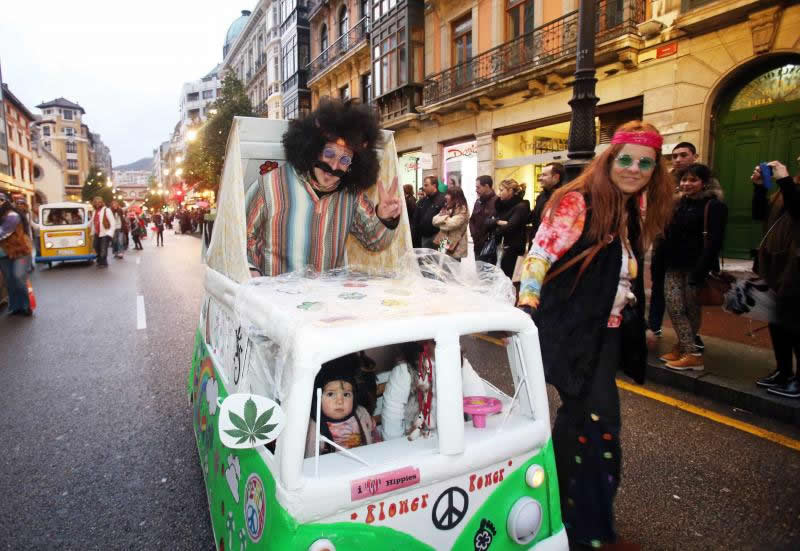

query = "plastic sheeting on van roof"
[231, 250, 515, 402]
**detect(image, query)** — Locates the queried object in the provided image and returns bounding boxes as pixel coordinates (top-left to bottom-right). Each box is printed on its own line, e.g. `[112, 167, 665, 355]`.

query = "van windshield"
[305, 334, 536, 476]
[43, 208, 84, 225]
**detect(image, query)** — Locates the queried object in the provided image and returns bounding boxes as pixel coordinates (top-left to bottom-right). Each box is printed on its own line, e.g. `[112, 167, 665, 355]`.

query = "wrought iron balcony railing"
[308, 16, 370, 81]
[422, 0, 645, 106]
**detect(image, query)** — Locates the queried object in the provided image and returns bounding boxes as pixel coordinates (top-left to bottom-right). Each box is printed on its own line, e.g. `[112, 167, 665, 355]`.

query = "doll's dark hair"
[282, 99, 382, 192]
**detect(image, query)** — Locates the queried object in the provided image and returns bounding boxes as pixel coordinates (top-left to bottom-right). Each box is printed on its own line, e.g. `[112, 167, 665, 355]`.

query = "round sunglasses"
[322, 147, 353, 168]
[614, 154, 656, 172]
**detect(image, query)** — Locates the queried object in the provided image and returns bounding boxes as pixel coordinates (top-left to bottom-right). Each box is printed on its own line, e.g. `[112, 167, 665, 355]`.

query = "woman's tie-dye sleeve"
[518, 192, 586, 307]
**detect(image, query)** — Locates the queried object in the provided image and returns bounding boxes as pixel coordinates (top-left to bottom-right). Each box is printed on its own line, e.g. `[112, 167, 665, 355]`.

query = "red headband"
[611, 130, 663, 150]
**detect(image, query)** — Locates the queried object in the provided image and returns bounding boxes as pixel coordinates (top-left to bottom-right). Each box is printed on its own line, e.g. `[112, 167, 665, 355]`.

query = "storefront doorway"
[713, 58, 800, 258]
[398, 151, 425, 194]
[443, 140, 478, 208]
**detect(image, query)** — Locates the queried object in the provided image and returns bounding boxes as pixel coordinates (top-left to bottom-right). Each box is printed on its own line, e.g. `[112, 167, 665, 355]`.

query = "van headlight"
[507, 497, 542, 545]
[77, 239, 85, 246]
[525, 464, 545, 488]
[45, 241, 54, 249]
[308, 539, 335, 551]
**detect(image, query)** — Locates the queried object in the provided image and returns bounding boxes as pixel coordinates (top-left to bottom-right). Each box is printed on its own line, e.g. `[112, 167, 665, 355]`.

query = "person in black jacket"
[529, 162, 565, 239]
[411, 176, 445, 249]
[659, 164, 728, 371]
[487, 179, 530, 279]
[751, 160, 800, 398]
[469, 175, 498, 260]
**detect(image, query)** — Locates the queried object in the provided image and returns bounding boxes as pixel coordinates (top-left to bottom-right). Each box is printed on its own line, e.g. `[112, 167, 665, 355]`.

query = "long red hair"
[546, 121, 674, 251]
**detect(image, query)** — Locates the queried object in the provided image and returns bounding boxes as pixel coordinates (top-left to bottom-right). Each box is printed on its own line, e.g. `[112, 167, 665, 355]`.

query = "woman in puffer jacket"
[660, 163, 727, 371]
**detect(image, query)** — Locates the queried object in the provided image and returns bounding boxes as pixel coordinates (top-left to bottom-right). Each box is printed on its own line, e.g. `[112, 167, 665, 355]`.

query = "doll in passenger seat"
[305, 354, 382, 458]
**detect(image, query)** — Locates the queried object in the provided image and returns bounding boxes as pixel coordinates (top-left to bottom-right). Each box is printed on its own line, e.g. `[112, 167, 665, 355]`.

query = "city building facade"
[222, 3, 287, 119]
[371, 0, 800, 259]
[153, 141, 170, 187]
[279, 0, 312, 118]
[113, 169, 150, 207]
[179, 65, 222, 137]
[2, 84, 36, 206]
[89, 132, 113, 178]
[307, 0, 373, 106]
[0, 63, 11, 186]
[30, 122, 65, 204]
[35, 98, 92, 202]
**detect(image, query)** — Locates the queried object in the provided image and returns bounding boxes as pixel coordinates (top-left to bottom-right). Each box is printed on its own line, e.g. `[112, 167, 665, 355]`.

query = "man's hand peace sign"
[376, 176, 402, 220]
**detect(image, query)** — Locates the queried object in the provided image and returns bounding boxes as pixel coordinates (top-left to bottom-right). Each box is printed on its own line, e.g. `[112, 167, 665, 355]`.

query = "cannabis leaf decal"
[224, 398, 277, 445]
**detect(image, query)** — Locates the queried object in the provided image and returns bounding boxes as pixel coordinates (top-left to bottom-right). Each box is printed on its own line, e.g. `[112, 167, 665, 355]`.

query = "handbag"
[696, 202, 735, 306]
[478, 232, 498, 263]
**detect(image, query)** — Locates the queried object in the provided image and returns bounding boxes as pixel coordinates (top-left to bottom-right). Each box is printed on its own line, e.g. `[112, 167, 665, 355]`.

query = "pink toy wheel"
[463, 396, 502, 428]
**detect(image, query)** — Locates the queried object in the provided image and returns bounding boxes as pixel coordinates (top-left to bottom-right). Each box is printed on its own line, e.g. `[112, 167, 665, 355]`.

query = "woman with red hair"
[519, 121, 674, 547]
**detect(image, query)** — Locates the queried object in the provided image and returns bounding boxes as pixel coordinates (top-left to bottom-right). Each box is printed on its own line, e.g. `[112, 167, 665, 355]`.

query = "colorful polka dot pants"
[552, 328, 622, 548]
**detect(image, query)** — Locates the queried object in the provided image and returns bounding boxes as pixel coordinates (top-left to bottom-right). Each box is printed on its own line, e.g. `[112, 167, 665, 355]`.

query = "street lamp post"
[565, 0, 599, 182]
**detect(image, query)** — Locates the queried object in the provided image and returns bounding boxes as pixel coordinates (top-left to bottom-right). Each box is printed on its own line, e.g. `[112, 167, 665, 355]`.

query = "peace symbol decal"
[431, 486, 469, 530]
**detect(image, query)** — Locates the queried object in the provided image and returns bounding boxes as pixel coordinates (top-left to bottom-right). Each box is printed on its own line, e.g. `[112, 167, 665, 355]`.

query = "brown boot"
[659, 345, 681, 363]
[666, 354, 704, 371]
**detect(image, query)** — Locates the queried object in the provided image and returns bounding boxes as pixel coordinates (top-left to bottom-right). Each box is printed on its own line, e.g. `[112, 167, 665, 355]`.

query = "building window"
[362, 0, 369, 18]
[374, 29, 406, 97]
[42, 125, 50, 136]
[66, 142, 77, 153]
[283, 35, 297, 78]
[187, 92, 200, 102]
[321, 24, 328, 54]
[63, 109, 73, 120]
[373, 0, 396, 22]
[67, 159, 78, 170]
[202, 89, 214, 99]
[340, 84, 350, 100]
[339, 7, 349, 39]
[68, 174, 79, 187]
[64, 128, 75, 137]
[452, 15, 472, 66]
[44, 141, 51, 151]
[361, 72, 372, 102]
[507, 0, 534, 39]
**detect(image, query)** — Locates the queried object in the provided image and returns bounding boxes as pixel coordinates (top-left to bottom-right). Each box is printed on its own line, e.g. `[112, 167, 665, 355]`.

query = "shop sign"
[656, 42, 678, 58]
[444, 142, 477, 162]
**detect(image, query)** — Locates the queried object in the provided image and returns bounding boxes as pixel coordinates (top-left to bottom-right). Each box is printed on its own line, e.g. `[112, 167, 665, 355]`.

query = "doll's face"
[321, 380, 354, 421]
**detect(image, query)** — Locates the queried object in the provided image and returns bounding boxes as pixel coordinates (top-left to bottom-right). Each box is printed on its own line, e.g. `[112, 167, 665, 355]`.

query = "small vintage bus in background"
[36, 202, 96, 267]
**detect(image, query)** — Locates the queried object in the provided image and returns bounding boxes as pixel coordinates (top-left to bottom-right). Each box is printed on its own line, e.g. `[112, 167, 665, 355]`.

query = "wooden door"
[714, 105, 800, 258]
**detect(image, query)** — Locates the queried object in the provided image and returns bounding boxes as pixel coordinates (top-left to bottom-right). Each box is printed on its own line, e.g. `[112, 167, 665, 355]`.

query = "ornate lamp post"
[565, 0, 599, 181]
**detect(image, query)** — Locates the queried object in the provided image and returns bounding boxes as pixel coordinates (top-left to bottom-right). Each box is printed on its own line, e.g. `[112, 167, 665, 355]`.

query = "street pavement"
[1, 229, 798, 550]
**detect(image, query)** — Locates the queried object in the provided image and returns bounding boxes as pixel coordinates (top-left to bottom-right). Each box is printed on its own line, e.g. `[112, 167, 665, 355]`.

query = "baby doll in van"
[305, 354, 383, 458]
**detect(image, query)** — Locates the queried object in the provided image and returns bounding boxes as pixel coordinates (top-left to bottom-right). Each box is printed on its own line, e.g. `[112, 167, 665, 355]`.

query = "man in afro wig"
[244, 99, 401, 276]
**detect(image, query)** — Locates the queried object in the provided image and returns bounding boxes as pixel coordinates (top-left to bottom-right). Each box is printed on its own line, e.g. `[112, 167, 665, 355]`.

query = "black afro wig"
[282, 98, 383, 193]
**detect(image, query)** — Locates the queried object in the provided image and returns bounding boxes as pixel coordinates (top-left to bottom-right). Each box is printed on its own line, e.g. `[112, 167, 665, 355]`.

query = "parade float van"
[35, 202, 96, 266]
[189, 117, 567, 551]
